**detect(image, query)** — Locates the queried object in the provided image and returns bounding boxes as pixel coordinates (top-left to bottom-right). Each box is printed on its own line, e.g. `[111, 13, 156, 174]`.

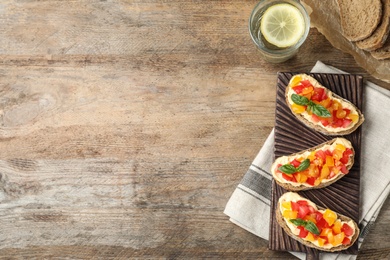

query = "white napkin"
[224, 61, 390, 260]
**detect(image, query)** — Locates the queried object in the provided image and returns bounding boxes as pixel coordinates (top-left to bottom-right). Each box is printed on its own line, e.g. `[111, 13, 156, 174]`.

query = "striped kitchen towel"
[224, 61, 390, 260]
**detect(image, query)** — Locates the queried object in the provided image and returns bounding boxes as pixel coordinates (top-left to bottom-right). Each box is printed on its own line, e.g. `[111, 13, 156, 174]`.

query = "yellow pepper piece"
[317, 237, 326, 247]
[332, 149, 343, 160]
[347, 113, 359, 123]
[332, 220, 342, 234]
[282, 210, 298, 219]
[291, 76, 302, 87]
[282, 201, 292, 210]
[308, 151, 316, 161]
[325, 155, 334, 167]
[305, 232, 315, 242]
[332, 232, 345, 246]
[323, 209, 337, 226]
[291, 103, 306, 114]
[320, 165, 330, 179]
[335, 143, 346, 152]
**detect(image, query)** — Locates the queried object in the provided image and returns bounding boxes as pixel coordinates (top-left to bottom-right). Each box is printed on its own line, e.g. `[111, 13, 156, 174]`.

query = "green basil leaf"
[278, 164, 297, 174]
[289, 218, 307, 227]
[291, 94, 309, 106]
[296, 159, 310, 172]
[304, 220, 320, 235]
[311, 103, 331, 118]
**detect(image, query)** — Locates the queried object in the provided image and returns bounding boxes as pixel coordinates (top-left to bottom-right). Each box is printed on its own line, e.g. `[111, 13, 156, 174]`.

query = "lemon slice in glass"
[260, 3, 305, 48]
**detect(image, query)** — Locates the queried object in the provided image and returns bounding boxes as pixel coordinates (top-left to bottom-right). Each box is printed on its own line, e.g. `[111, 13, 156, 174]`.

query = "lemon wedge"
[260, 3, 305, 48]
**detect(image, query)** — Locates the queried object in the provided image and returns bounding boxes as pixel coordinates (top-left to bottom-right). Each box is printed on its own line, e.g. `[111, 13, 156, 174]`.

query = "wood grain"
[0, 0, 388, 259]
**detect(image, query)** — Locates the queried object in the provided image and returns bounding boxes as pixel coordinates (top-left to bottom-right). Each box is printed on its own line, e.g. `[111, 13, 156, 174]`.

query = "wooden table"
[0, 1, 389, 259]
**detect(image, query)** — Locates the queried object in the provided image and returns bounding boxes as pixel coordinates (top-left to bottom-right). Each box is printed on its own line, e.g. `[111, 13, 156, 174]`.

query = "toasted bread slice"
[276, 192, 360, 252]
[285, 74, 364, 136]
[356, 0, 390, 51]
[336, 0, 382, 42]
[271, 138, 354, 191]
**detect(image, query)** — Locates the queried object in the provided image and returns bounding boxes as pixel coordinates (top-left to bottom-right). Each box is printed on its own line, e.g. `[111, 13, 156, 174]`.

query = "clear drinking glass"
[249, 0, 310, 63]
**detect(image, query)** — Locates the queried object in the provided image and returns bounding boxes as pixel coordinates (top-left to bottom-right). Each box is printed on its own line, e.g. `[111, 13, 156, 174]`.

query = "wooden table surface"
[0, 1, 389, 259]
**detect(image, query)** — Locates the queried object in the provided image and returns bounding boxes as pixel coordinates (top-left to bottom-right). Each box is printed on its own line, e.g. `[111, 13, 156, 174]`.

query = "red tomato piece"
[316, 217, 330, 229]
[298, 204, 310, 218]
[315, 150, 326, 161]
[343, 108, 351, 116]
[340, 148, 353, 164]
[306, 177, 316, 186]
[308, 205, 316, 213]
[324, 149, 332, 157]
[282, 173, 294, 181]
[297, 200, 308, 206]
[342, 118, 352, 128]
[342, 237, 351, 245]
[321, 119, 330, 127]
[314, 211, 323, 223]
[291, 201, 299, 212]
[342, 223, 354, 236]
[340, 164, 348, 174]
[311, 87, 325, 101]
[291, 159, 301, 168]
[300, 80, 312, 87]
[311, 114, 320, 123]
[298, 226, 309, 238]
[293, 84, 305, 94]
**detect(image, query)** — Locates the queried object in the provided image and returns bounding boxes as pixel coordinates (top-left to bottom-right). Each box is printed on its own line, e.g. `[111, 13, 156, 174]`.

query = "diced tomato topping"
[298, 226, 309, 238]
[311, 114, 320, 123]
[282, 173, 294, 181]
[340, 148, 353, 164]
[311, 87, 327, 102]
[291, 159, 301, 168]
[342, 237, 351, 245]
[341, 223, 354, 236]
[343, 108, 351, 116]
[308, 205, 316, 214]
[315, 150, 326, 161]
[293, 84, 305, 94]
[314, 211, 323, 223]
[324, 149, 332, 157]
[297, 200, 308, 206]
[300, 80, 312, 87]
[342, 118, 352, 128]
[291, 201, 299, 211]
[298, 204, 310, 218]
[321, 119, 330, 126]
[306, 177, 316, 186]
[316, 217, 330, 229]
[340, 164, 348, 174]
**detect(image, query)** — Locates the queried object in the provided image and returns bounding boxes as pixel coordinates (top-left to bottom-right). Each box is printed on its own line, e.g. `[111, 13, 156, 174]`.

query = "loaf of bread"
[336, 0, 382, 42]
[285, 74, 364, 136]
[271, 138, 354, 191]
[276, 192, 360, 252]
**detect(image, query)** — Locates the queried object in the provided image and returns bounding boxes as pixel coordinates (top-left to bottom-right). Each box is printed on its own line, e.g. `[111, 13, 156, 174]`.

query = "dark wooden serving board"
[269, 72, 363, 257]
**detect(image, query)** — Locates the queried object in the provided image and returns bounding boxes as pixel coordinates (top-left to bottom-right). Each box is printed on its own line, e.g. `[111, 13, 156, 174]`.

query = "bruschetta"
[271, 138, 354, 191]
[285, 74, 364, 135]
[276, 192, 359, 252]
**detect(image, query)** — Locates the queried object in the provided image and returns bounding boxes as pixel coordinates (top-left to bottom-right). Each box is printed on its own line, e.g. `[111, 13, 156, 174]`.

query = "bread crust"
[285, 74, 365, 136]
[271, 138, 354, 191]
[275, 193, 360, 252]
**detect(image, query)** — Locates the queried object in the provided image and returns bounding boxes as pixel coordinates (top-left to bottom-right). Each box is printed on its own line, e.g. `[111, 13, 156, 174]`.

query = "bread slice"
[276, 192, 360, 252]
[336, 0, 382, 42]
[285, 74, 364, 136]
[271, 138, 354, 191]
[356, 0, 390, 51]
[370, 35, 390, 59]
